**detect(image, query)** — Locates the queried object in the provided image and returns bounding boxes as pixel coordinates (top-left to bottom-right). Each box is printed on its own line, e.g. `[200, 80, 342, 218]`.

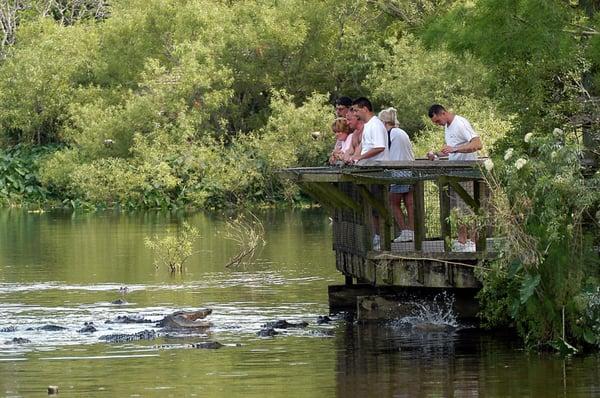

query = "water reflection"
[336, 322, 600, 398]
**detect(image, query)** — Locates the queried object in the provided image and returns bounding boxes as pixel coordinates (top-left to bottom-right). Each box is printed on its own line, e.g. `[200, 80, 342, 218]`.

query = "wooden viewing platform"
[280, 159, 495, 319]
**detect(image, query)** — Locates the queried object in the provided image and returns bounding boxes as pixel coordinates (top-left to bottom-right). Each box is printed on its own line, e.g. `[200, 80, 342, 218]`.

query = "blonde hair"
[331, 117, 350, 134]
[378, 107, 399, 127]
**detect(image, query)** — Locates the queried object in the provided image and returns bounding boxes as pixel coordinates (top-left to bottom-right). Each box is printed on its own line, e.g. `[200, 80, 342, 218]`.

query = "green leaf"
[520, 273, 541, 304]
[508, 259, 522, 278]
[583, 329, 598, 345]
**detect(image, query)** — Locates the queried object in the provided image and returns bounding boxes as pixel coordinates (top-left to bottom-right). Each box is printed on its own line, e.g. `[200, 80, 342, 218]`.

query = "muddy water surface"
[0, 209, 598, 397]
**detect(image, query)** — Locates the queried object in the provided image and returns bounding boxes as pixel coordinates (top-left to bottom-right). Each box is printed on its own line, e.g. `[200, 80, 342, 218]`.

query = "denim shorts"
[390, 184, 411, 194]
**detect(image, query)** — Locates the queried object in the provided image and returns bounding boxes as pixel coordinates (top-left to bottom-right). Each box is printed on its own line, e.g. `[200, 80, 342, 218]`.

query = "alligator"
[105, 315, 154, 324]
[193, 341, 224, 349]
[262, 320, 308, 329]
[156, 309, 213, 329]
[99, 329, 157, 343]
[5, 337, 30, 344]
[78, 322, 97, 333]
[37, 325, 67, 331]
[257, 327, 279, 337]
[99, 309, 213, 343]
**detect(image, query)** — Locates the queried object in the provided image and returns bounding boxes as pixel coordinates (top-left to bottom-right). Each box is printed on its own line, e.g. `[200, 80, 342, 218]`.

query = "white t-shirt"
[388, 127, 414, 161]
[360, 116, 388, 161]
[445, 115, 479, 161]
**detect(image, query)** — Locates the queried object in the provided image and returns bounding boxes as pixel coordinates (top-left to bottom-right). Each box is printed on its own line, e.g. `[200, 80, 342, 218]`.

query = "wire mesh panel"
[332, 182, 368, 256]
[424, 180, 441, 240]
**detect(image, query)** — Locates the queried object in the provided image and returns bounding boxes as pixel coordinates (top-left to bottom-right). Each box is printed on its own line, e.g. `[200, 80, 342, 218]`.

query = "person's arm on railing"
[441, 137, 482, 156]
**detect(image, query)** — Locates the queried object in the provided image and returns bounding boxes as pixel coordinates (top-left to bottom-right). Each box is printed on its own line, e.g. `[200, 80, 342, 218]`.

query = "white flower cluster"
[524, 132, 533, 143]
[483, 158, 494, 171]
[553, 128, 563, 138]
[515, 158, 527, 170]
[504, 148, 514, 161]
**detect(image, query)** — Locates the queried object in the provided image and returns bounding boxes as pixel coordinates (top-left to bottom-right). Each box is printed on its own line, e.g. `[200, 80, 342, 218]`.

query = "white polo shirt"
[360, 116, 388, 161]
[389, 127, 414, 161]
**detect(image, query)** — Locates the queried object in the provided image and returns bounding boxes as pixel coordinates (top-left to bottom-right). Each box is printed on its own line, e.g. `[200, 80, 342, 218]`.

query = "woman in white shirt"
[378, 107, 415, 243]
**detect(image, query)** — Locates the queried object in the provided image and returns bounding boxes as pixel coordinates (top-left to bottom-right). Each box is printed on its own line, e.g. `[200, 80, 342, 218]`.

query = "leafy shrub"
[0, 18, 97, 145]
[478, 127, 600, 348]
[145, 221, 200, 273]
[365, 34, 489, 134]
[188, 91, 333, 208]
[69, 158, 146, 207]
[0, 144, 56, 206]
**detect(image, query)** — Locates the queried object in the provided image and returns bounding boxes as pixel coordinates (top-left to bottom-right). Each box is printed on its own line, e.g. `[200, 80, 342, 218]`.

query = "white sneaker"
[452, 240, 467, 252]
[452, 240, 476, 252]
[393, 230, 414, 243]
[465, 240, 476, 252]
[372, 234, 381, 251]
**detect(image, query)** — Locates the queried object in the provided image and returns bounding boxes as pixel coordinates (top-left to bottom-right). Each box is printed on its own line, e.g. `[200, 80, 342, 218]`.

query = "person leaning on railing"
[340, 108, 364, 164]
[378, 107, 415, 243]
[427, 104, 483, 252]
[334, 96, 353, 118]
[328, 117, 353, 165]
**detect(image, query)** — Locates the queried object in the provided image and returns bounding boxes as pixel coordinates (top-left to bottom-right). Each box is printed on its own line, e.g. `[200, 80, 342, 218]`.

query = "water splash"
[393, 291, 459, 329]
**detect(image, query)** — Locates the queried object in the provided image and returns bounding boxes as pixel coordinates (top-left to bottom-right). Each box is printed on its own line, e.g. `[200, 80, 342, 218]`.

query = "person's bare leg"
[389, 192, 406, 231]
[373, 214, 380, 234]
[457, 224, 468, 244]
[468, 224, 479, 243]
[403, 191, 414, 231]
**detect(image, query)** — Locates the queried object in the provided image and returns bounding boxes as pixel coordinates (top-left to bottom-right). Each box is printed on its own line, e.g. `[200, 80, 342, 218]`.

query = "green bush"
[365, 34, 489, 134]
[0, 144, 55, 206]
[479, 128, 600, 349]
[190, 91, 333, 208]
[0, 18, 97, 145]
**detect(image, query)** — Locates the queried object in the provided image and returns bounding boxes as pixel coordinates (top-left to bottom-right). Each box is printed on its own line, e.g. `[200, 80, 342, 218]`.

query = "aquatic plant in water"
[224, 212, 266, 268]
[144, 221, 200, 273]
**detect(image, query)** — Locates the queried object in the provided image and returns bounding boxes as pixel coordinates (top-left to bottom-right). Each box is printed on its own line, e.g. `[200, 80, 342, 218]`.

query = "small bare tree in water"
[224, 213, 266, 268]
[144, 221, 200, 273]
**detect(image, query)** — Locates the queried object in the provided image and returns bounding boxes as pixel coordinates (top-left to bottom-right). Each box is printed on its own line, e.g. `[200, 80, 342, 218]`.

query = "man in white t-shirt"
[352, 97, 388, 163]
[351, 97, 389, 250]
[427, 104, 483, 252]
[427, 104, 482, 160]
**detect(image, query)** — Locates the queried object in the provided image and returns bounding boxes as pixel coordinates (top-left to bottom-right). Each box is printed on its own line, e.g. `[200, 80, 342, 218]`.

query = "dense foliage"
[0, 0, 598, 349]
[424, 0, 600, 351]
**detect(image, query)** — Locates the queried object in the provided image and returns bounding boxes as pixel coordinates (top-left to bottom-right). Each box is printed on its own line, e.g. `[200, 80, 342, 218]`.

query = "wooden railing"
[281, 159, 491, 257]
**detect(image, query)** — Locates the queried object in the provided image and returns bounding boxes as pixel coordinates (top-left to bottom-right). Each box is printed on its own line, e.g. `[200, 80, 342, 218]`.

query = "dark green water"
[0, 208, 598, 397]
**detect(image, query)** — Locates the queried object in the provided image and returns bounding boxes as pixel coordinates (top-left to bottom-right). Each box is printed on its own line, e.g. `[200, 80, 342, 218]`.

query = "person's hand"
[441, 145, 455, 155]
[427, 151, 438, 161]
